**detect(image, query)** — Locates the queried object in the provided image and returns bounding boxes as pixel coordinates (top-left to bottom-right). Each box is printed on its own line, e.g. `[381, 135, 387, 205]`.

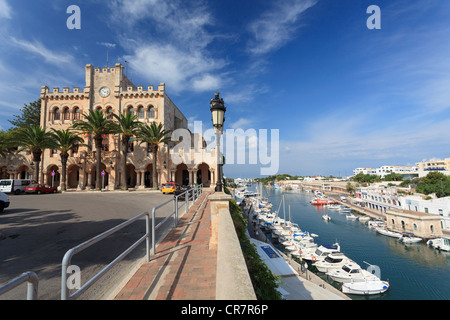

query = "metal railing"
[60, 184, 203, 300]
[0, 272, 39, 300]
[151, 185, 203, 255]
[61, 210, 151, 300]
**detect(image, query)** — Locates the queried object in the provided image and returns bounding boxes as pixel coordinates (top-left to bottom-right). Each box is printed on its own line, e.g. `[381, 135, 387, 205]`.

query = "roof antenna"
[106, 47, 109, 68]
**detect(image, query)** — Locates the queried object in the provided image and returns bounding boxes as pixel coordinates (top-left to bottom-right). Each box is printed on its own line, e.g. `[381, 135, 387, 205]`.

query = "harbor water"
[260, 187, 450, 300]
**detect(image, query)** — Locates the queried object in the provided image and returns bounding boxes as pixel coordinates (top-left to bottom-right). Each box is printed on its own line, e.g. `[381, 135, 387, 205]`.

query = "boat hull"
[342, 281, 390, 295]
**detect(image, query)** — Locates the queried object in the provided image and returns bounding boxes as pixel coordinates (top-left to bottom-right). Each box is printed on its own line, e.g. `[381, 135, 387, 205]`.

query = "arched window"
[127, 106, 134, 115]
[63, 107, 70, 120]
[96, 107, 103, 113]
[54, 108, 60, 120]
[149, 107, 155, 118]
[138, 106, 144, 118]
[73, 107, 81, 120]
[106, 107, 114, 119]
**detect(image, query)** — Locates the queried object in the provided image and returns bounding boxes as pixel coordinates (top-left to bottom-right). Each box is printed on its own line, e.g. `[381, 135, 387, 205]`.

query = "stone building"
[0, 63, 217, 190]
[385, 209, 443, 239]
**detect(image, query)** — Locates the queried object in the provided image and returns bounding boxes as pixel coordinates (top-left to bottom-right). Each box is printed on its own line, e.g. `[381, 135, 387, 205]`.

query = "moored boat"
[399, 233, 422, 244]
[326, 263, 378, 283]
[376, 227, 402, 239]
[342, 280, 390, 295]
[302, 243, 341, 264]
[427, 237, 450, 252]
[314, 252, 354, 273]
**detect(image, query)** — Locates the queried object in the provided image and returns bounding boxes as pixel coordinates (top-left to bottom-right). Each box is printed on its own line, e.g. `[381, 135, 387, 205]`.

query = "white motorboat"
[302, 243, 341, 264]
[427, 237, 450, 252]
[399, 233, 422, 244]
[376, 227, 402, 239]
[322, 214, 331, 221]
[368, 220, 385, 229]
[358, 216, 371, 224]
[346, 214, 358, 220]
[314, 252, 355, 273]
[326, 263, 379, 283]
[326, 204, 341, 210]
[342, 280, 390, 295]
[337, 206, 351, 213]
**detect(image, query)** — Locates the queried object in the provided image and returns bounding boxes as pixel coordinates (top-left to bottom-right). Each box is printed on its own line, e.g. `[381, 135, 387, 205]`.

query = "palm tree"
[112, 111, 141, 189]
[14, 125, 56, 184]
[136, 122, 172, 189]
[50, 128, 86, 191]
[72, 110, 116, 190]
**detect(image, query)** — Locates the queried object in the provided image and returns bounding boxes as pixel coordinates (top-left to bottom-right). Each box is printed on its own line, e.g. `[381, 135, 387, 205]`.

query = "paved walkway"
[114, 191, 216, 300]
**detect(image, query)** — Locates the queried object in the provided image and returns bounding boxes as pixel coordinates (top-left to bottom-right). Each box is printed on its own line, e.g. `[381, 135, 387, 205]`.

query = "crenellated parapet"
[40, 85, 90, 100]
[119, 83, 165, 99]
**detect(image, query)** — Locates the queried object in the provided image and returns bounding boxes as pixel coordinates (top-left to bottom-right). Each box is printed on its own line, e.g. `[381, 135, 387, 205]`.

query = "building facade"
[0, 63, 217, 190]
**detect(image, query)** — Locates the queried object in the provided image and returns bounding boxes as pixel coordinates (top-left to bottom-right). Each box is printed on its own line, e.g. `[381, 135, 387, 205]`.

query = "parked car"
[162, 182, 177, 194]
[0, 179, 36, 194]
[0, 192, 10, 213]
[25, 184, 57, 194]
[174, 185, 191, 200]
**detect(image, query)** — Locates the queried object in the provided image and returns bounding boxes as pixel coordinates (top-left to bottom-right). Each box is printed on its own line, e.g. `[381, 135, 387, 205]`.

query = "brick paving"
[114, 192, 216, 300]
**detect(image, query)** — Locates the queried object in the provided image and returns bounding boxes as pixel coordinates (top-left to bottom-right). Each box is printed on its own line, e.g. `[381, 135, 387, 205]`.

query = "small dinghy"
[342, 280, 390, 295]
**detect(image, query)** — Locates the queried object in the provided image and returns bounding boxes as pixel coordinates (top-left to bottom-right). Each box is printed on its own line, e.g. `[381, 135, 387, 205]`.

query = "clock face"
[99, 87, 110, 97]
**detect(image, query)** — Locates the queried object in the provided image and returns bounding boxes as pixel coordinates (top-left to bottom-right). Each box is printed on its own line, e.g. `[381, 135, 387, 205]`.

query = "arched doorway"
[46, 165, 60, 187]
[197, 163, 211, 187]
[67, 164, 80, 189]
[126, 163, 137, 188]
[18, 165, 31, 180]
[175, 164, 189, 186]
[144, 164, 153, 188]
[91, 163, 109, 189]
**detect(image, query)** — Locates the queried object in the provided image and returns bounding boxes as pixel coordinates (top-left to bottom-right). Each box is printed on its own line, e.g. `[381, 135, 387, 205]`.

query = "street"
[0, 191, 180, 300]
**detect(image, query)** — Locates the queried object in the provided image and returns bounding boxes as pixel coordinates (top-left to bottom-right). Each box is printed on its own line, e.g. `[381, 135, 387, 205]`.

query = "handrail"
[0, 271, 39, 300]
[151, 184, 203, 255]
[61, 184, 203, 300]
[61, 211, 151, 300]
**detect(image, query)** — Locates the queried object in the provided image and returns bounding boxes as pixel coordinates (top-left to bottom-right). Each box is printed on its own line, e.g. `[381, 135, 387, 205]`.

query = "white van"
[0, 192, 10, 213]
[340, 196, 347, 202]
[0, 179, 36, 194]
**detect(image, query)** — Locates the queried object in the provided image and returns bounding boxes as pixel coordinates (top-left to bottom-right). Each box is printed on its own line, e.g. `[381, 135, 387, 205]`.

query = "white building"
[353, 165, 418, 178]
[353, 168, 377, 176]
[376, 165, 418, 178]
[356, 185, 450, 231]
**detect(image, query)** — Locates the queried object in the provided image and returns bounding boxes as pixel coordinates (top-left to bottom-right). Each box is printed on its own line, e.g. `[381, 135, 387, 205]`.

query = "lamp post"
[210, 92, 226, 192]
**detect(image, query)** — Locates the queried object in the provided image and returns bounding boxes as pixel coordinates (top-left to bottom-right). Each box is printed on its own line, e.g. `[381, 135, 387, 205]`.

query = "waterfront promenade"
[113, 191, 217, 299]
[111, 189, 350, 300]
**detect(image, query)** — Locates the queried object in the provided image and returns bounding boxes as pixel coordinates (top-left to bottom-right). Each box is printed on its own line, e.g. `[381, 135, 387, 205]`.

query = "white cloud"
[112, 0, 227, 93]
[124, 44, 225, 92]
[247, 0, 318, 55]
[230, 118, 252, 130]
[9, 37, 74, 66]
[0, 0, 11, 19]
[97, 42, 116, 48]
[192, 74, 222, 92]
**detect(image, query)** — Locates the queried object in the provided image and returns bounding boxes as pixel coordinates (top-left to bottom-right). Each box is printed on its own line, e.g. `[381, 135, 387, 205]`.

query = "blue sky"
[1, 0, 450, 178]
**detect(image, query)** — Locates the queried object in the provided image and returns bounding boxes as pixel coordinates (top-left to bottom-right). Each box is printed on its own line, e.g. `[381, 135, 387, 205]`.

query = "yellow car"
[162, 182, 177, 194]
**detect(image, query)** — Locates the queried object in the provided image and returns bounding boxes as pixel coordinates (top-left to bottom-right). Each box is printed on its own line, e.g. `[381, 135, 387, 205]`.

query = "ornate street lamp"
[210, 92, 226, 192]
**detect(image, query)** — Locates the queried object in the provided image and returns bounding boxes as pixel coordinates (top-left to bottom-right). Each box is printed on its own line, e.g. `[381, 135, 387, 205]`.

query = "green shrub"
[228, 198, 283, 300]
